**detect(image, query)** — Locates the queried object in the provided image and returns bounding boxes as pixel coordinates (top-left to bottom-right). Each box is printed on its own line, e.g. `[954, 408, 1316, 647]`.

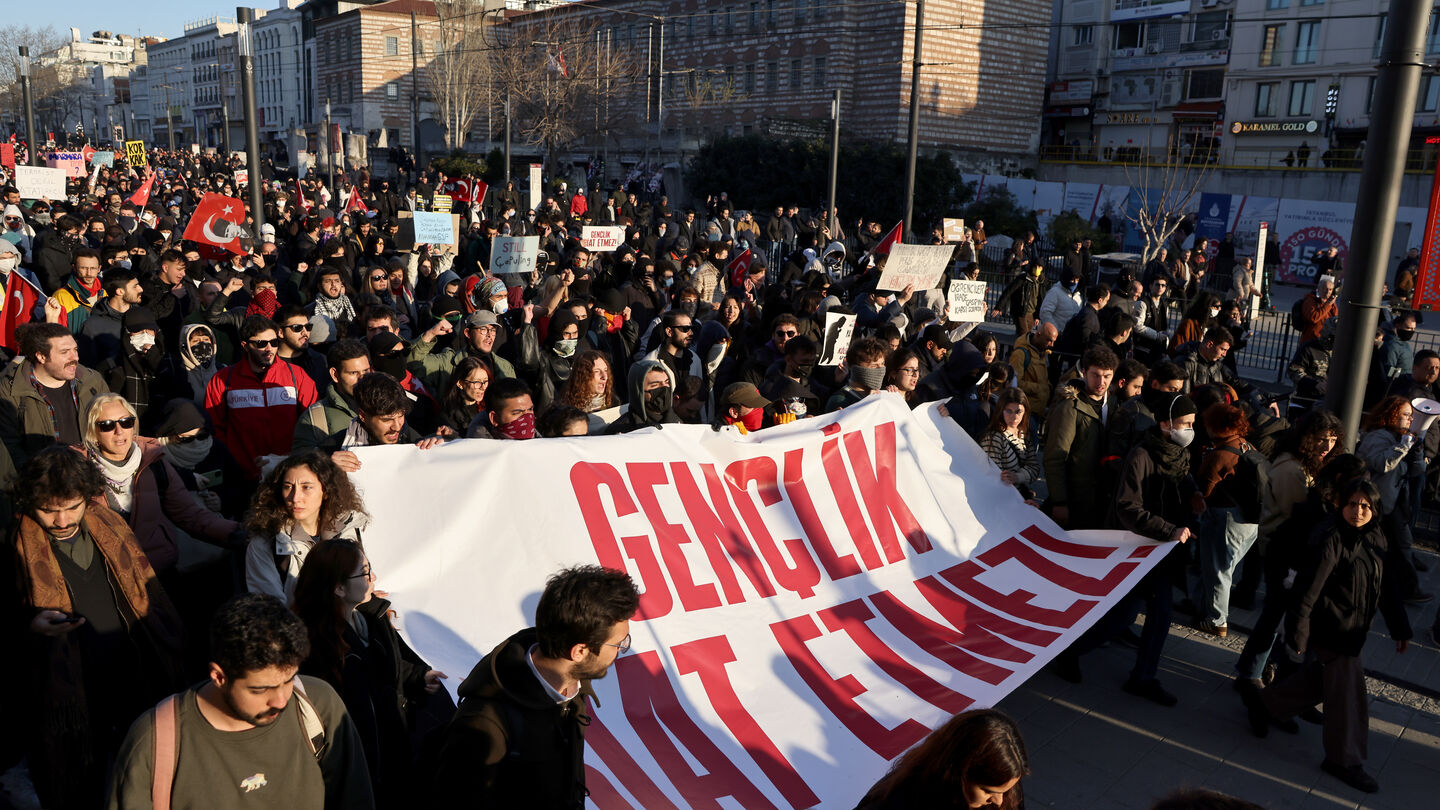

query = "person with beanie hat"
[97, 307, 182, 431]
[1053, 392, 1200, 706]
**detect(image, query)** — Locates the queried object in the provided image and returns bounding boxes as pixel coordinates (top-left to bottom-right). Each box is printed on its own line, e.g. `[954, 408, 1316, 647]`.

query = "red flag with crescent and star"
[182, 193, 252, 257]
[127, 171, 156, 209]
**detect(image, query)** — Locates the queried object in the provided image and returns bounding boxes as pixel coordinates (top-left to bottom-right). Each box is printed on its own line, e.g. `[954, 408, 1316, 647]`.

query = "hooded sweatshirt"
[179, 323, 220, 404]
[606, 358, 679, 434]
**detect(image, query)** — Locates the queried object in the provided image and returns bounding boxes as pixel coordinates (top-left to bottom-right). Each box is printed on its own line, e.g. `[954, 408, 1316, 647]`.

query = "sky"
[30, 0, 272, 43]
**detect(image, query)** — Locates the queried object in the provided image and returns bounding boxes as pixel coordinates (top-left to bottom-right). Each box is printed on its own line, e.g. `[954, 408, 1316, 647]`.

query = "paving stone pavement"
[997, 547, 1440, 809]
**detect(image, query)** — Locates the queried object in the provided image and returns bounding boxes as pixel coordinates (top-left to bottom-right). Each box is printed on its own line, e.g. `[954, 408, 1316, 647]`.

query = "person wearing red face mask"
[717, 382, 772, 433]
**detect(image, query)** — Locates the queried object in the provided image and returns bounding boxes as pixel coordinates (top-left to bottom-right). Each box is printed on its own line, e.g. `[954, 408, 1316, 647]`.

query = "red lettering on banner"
[630, 462, 722, 612]
[843, 423, 933, 560]
[977, 531, 1140, 597]
[673, 635, 820, 810]
[914, 575, 1059, 662]
[940, 559, 1094, 630]
[819, 599, 975, 714]
[618, 651, 778, 809]
[672, 462, 777, 601]
[771, 614, 930, 759]
[782, 448, 863, 581]
[584, 766, 636, 809]
[867, 590, 1016, 685]
[819, 435, 886, 570]
[1018, 524, 1114, 558]
[570, 463, 673, 620]
[724, 457, 823, 599]
[584, 701, 680, 809]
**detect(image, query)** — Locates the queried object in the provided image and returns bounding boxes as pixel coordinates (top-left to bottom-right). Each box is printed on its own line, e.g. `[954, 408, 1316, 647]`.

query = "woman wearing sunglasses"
[76, 394, 244, 580]
[292, 539, 449, 805]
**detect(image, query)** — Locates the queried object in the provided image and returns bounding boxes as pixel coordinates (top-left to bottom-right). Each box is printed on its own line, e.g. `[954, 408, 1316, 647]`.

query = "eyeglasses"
[96, 416, 137, 432]
[347, 563, 373, 580]
[462, 377, 490, 389]
[284, 324, 312, 333]
[370, 274, 388, 282]
[899, 367, 921, 376]
[775, 330, 798, 338]
[671, 324, 694, 332]
[172, 430, 211, 443]
[602, 634, 631, 655]
[247, 338, 283, 348]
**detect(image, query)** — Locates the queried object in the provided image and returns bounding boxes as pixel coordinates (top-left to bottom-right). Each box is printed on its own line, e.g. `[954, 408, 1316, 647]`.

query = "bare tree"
[425, 1, 493, 153]
[1120, 141, 1218, 264]
[670, 68, 740, 114]
[0, 25, 68, 129]
[490, 14, 641, 174]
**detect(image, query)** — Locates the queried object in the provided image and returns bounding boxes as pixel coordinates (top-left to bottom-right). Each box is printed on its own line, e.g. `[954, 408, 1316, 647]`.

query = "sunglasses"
[96, 416, 137, 432]
[671, 324, 694, 332]
[247, 338, 283, 348]
[172, 430, 211, 443]
[775, 330, 798, 338]
[284, 324, 312, 333]
[370, 274, 388, 282]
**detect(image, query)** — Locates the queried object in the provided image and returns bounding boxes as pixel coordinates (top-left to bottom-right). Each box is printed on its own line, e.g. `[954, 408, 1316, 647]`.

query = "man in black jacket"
[433, 565, 639, 808]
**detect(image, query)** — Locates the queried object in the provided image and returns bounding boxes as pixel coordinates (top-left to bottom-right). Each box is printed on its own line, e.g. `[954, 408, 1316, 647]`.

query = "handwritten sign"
[817, 312, 856, 366]
[233, 169, 249, 187]
[581, 225, 625, 252]
[942, 218, 966, 242]
[877, 243, 956, 292]
[91, 151, 114, 168]
[46, 152, 86, 178]
[413, 211, 455, 245]
[946, 279, 988, 322]
[125, 140, 148, 167]
[490, 235, 541, 277]
[14, 166, 66, 200]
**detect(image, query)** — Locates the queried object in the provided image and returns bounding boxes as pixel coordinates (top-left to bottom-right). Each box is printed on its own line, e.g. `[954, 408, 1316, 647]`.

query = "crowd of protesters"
[0, 141, 1430, 807]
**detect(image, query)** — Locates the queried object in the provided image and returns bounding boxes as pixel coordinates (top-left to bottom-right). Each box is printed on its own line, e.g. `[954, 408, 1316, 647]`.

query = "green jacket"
[407, 336, 516, 393]
[292, 385, 360, 452]
[0, 358, 110, 468]
[1043, 379, 1108, 507]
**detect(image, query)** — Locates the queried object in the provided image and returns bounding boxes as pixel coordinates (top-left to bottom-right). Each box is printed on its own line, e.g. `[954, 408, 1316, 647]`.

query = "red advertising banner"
[1411, 140, 1440, 310]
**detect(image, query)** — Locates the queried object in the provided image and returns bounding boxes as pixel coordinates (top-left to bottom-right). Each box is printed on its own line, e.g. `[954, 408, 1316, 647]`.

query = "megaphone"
[1411, 397, 1440, 436]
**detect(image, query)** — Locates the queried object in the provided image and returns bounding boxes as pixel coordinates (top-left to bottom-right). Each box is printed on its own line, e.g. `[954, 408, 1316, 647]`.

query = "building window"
[1073, 25, 1094, 46]
[1293, 21, 1319, 65]
[750, 2, 760, 29]
[1374, 14, 1387, 59]
[1256, 82, 1279, 117]
[789, 58, 802, 90]
[725, 8, 734, 34]
[1192, 11, 1228, 42]
[710, 10, 718, 35]
[744, 63, 755, 95]
[1288, 79, 1314, 116]
[1259, 24, 1283, 66]
[794, 0, 806, 24]
[1114, 22, 1144, 50]
[1421, 75, 1440, 113]
[1299, 0, 1323, 5]
[1186, 69, 1223, 100]
[766, 60, 778, 93]
[1429, 11, 1440, 55]
[767, 0, 777, 27]
[1367, 76, 1376, 114]
[385, 36, 398, 56]
[386, 82, 398, 99]
[1266, 0, 1288, 8]
[814, 56, 827, 89]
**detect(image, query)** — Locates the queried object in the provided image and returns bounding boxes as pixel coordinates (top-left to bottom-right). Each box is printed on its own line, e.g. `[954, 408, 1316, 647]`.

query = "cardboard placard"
[46, 152, 85, 178]
[876, 243, 956, 292]
[0, 144, 14, 169]
[490, 235, 541, 277]
[581, 225, 625, 251]
[395, 211, 461, 251]
[14, 165, 66, 199]
[946, 279, 988, 322]
[413, 211, 455, 245]
[942, 218, 966, 242]
[234, 169, 249, 187]
[817, 312, 856, 367]
[528, 163, 542, 211]
[124, 140, 147, 166]
[91, 151, 114, 167]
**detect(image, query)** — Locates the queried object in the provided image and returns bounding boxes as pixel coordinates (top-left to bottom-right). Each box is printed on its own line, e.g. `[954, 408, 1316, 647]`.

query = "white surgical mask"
[1208, 308, 1220, 319]
[1169, 427, 1195, 448]
[0, 256, 17, 272]
[129, 332, 156, 351]
[492, 299, 510, 315]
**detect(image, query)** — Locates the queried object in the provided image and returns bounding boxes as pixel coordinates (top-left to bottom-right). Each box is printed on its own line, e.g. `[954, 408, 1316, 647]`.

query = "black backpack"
[1212, 441, 1270, 522]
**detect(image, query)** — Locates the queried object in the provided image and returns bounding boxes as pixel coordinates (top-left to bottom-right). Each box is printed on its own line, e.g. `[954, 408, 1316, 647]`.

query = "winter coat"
[1037, 284, 1082, 331]
[293, 385, 362, 452]
[77, 297, 126, 367]
[1109, 427, 1197, 543]
[993, 272, 1042, 320]
[244, 511, 367, 603]
[1043, 379, 1108, 509]
[0, 359, 109, 468]
[1288, 516, 1411, 657]
[1356, 428, 1411, 514]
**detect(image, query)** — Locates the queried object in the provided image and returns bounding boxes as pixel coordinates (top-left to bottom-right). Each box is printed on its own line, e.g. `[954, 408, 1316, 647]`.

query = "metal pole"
[325, 98, 334, 197]
[19, 47, 39, 166]
[165, 84, 176, 152]
[645, 23, 652, 125]
[656, 19, 664, 156]
[238, 6, 264, 233]
[411, 11, 421, 171]
[903, 0, 924, 240]
[828, 88, 841, 238]
[503, 93, 511, 187]
[1325, 0, 1430, 449]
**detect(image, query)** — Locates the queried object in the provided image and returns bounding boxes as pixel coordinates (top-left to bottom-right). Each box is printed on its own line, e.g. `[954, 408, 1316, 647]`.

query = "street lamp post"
[19, 46, 39, 166]
[324, 98, 335, 197]
[238, 6, 264, 233]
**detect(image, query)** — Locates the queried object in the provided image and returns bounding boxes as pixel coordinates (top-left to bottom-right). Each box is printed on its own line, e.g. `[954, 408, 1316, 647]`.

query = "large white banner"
[350, 397, 1171, 808]
[1275, 198, 1355, 284]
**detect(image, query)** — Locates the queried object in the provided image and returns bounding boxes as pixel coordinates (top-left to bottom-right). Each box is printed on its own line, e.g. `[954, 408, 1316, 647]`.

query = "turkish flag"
[875, 221, 903, 256]
[128, 172, 156, 209]
[182, 193, 252, 256]
[344, 190, 369, 215]
[295, 177, 312, 214]
[443, 178, 472, 203]
[0, 271, 43, 353]
[726, 248, 753, 288]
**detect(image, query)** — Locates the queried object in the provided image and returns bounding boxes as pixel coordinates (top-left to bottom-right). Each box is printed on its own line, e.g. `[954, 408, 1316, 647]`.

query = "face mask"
[663, 277, 674, 288]
[0, 256, 17, 272]
[160, 231, 172, 242]
[375, 354, 408, 380]
[119, 216, 136, 231]
[497, 411, 535, 440]
[794, 361, 814, 379]
[1208, 308, 1221, 319]
[554, 337, 578, 357]
[1398, 328, 1415, 342]
[191, 341, 215, 362]
[1168, 427, 1195, 448]
[129, 332, 157, 351]
[117, 259, 132, 270]
[739, 406, 765, 431]
[492, 299, 510, 315]
[644, 385, 672, 417]
[677, 300, 697, 317]
[162, 435, 213, 470]
[851, 366, 886, 391]
[1066, 281, 1078, 293]
[786, 397, 808, 416]
[32, 213, 51, 226]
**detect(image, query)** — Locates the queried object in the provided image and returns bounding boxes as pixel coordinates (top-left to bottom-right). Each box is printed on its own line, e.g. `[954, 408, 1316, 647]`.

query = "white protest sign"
[817, 311, 856, 366]
[942, 218, 966, 242]
[349, 396, 1171, 809]
[528, 163, 542, 211]
[14, 166, 66, 199]
[877, 243, 956, 292]
[412, 211, 455, 245]
[581, 225, 626, 252]
[489, 235, 540, 277]
[946, 279, 988, 323]
[233, 169, 249, 187]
